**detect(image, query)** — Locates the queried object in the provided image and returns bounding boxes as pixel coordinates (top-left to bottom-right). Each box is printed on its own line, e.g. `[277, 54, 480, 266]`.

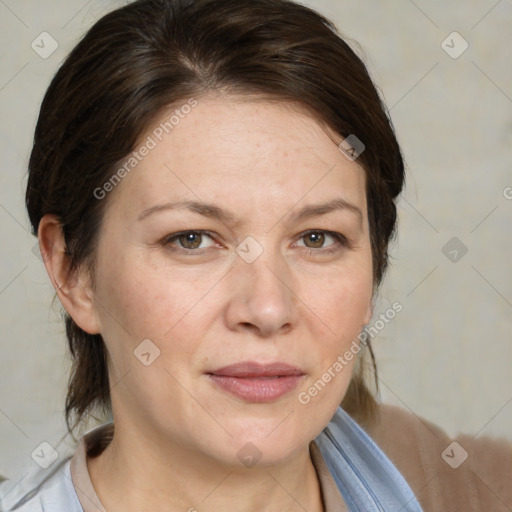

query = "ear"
[38, 214, 101, 335]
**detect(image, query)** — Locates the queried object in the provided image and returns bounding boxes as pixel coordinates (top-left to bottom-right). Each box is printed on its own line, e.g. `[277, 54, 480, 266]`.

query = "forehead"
[107, 94, 367, 221]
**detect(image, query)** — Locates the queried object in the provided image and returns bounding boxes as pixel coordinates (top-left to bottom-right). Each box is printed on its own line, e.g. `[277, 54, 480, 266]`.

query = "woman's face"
[85, 94, 373, 467]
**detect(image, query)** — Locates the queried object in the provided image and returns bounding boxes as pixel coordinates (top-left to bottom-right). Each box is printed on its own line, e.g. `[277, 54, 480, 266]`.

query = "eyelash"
[161, 229, 350, 255]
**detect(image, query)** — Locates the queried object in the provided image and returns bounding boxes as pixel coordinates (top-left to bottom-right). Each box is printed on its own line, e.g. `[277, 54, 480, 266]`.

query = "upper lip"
[208, 361, 305, 378]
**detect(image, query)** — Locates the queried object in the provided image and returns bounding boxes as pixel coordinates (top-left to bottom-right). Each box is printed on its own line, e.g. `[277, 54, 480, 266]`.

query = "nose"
[224, 245, 298, 338]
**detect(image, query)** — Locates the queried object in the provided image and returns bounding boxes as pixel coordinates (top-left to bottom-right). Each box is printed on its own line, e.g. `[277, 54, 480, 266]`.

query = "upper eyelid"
[164, 230, 217, 245]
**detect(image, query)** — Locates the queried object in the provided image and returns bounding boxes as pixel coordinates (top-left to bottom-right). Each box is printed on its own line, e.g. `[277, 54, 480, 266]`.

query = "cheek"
[333, 275, 372, 325]
[305, 265, 373, 370]
[95, 255, 207, 341]
[94, 262, 202, 398]
[309, 263, 372, 327]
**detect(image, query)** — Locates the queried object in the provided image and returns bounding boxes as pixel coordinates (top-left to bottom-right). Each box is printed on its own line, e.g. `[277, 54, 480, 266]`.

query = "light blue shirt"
[0, 407, 423, 511]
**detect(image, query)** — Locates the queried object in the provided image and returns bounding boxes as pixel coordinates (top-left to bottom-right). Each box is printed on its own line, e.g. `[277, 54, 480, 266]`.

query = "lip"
[209, 361, 305, 378]
[207, 361, 305, 403]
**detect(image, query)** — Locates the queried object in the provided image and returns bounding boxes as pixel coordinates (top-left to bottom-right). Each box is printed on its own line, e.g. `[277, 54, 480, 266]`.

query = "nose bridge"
[227, 238, 297, 335]
[251, 249, 288, 300]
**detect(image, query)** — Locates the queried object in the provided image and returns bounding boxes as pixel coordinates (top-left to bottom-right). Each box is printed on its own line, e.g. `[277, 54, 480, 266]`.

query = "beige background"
[0, 0, 511, 481]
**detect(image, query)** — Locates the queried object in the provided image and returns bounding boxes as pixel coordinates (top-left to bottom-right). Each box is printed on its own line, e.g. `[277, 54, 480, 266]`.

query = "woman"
[0, 0, 510, 511]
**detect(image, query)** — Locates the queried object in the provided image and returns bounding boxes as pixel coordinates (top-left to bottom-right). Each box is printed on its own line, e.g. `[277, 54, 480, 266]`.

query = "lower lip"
[207, 374, 304, 402]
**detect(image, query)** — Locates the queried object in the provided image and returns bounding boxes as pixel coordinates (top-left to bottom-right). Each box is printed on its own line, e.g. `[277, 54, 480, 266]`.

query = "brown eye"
[303, 232, 326, 248]
[177, 232, 203, 249]
[295, 230, 349, 254]
[161, 230, 218, 256]
[163, 231, 216, 252]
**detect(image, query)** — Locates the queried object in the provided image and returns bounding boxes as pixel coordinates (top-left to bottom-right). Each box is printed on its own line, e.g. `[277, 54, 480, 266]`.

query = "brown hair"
[26, 0, 404, 439]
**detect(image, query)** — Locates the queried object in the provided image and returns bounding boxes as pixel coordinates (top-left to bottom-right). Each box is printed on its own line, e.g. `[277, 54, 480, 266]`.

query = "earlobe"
[38, 214, 101, 335]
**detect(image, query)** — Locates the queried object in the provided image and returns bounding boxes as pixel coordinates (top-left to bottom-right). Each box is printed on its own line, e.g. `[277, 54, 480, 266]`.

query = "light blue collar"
[314, 407, 423, 511]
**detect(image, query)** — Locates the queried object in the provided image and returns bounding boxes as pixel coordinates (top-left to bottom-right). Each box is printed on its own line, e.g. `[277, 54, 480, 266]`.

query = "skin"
[39, 92, 374, 512]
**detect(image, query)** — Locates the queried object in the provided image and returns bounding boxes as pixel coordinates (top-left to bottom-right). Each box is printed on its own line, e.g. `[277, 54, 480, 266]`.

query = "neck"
[87, 424, 324, 512]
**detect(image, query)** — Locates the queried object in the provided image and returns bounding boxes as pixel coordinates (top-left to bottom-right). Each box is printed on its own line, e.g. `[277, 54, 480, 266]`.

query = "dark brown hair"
[26, 0, 404, 439]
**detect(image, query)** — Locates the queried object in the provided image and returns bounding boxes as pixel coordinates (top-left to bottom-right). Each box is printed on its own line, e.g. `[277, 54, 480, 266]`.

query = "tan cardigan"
[363, 404, 512, 511]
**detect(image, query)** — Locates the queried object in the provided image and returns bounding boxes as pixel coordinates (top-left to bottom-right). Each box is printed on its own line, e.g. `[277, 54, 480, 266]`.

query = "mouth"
[206, 361, 305, 403]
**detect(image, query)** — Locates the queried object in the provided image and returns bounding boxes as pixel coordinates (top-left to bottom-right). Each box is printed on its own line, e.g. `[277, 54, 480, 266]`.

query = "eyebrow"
[138, 200, 238, 224]
[289, 198, 363, 226]
[137, 198, 363, 227]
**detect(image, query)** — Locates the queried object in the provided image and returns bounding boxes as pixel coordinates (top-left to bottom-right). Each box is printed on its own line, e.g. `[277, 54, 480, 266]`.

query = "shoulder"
[0, 458, 81, 512]
[362, 403, 512, 511]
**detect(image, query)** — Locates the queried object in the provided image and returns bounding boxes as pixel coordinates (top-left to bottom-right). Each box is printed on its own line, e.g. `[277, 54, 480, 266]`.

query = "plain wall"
[0, 0, 511, 480]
